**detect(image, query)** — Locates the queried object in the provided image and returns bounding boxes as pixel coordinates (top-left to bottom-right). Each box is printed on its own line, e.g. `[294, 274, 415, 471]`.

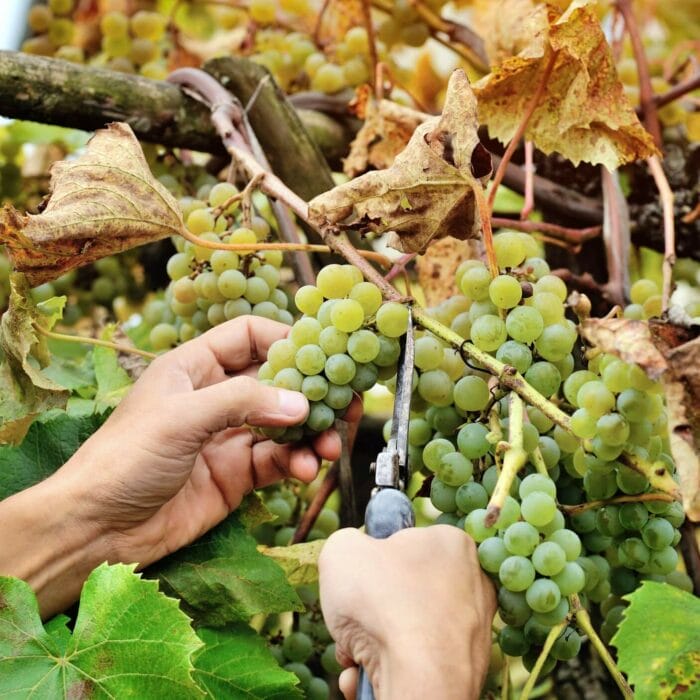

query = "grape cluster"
[258, 265, 409, 440]
[267, 584, 342, 700]
[376, 0, 447, 48]
[142, 182, 291, 351]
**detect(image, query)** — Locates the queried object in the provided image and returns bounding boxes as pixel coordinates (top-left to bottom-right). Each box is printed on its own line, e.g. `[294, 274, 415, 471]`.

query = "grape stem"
[411, 306, 574, 433]
[33, 324, 156, 360]
[571, 595, 634, 699]
[519, 621, 567, 700]
[490, 218, 602, 247]
[529, 446, 549, 477]
[500, 655, 510, 700]
[485, 393, 527, 527]
[560, 492, 675, 515]
[620, 451, 681, 500]
[291, 463, 338, 545]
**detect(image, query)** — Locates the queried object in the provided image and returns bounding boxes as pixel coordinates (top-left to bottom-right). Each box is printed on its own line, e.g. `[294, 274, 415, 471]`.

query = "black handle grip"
[356, 489, 415, 700]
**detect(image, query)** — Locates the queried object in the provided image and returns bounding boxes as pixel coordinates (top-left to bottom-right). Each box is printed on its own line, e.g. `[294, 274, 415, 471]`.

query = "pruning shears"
[356, 310, 416, 700]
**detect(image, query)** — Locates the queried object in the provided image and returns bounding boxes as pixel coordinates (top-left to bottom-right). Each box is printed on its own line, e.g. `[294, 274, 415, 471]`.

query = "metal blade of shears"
[374, 309, 414, 490]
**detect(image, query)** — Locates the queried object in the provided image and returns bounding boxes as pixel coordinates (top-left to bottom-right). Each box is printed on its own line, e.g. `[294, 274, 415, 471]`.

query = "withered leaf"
[473, 0, 659, 170]
[315, 0, 366, 49]
[0, 274, 69, 444]
[0, 123, 184, 286]
[582, 316, 700, 520]
[416, 237, 478, 307]
[259, 540, 324, 587]
[310, 70, 492, 254]
[344, 91, 428, 178]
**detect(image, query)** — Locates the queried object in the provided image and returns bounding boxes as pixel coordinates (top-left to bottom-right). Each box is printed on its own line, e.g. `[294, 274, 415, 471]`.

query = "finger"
[288, 445, 321, 483]
[189, 375, 308, 435]
[166, 316, 291, 388]
[312, 429, 341, 461]
[342, 395, 364, 425]
[339, 667, 358, 699]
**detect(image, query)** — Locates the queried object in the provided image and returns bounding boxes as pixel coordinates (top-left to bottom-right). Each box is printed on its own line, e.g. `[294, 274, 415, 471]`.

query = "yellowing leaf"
[0, 123, 184, 286]
[260, 540, 324, 587]
[0, 275, 69, 444]
[316, 0, 366, 49]
[416, 237, 478, 307]
[473, 0, 659, 170]
[310, 70, 492, 254]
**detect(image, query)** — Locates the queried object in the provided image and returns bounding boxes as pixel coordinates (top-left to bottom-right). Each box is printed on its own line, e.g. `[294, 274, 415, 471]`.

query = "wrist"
[0, 460, 113, 618]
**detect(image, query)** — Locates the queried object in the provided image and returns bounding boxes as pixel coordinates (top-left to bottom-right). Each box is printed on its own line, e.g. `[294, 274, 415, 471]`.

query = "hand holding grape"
[0, 316, 355, 617]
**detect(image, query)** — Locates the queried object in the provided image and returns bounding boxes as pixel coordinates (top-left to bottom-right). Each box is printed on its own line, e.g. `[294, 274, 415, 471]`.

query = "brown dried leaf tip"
[309, 69, 492, 254]
[0, 122, 184, 286]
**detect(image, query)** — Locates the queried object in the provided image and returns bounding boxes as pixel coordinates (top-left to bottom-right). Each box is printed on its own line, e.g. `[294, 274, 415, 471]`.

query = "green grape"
[351, 362, 378, 392]
[551, 627, 582, 661]
[414, 335, 444, 371]
[596, 413, 630, 446]
[464, 508, 497, 542]
[325, 383, 353, 410]
[186, 207, 215, 235]
[630, 278, 659, 304]
[526, 578, 561, 613]
[408, 418, 432, 446]
[430, 478, 458, 513]
[469, 299, 498, 321]
[436, 452, 473, 486]
[315, 264, 351, 299]
[616, 388, 649, 422]
[321, 643, 343, 674]
[647, 546, 679, 575]
[521, 492, 556, 528]
[302, 375, 329, 401]
[285, 662, 313, 689]
[552, 562, 586, 595]
[28, 5, 54, 32]
[312, 328, 346, 359]
[577, 381, 615, 417]
[453, 375, 490, 412]
[496, 340, 532, 373]
[498, 588, 532, 626]
[528, 292, 565, 325]
[503, 521, 539, 556]
[570, 408, 597, 439]
[499, 555, 536, 592]
[130, 10, 167, 40]
[307, 402, 335, 432]
[423, 438, 455, 472]
[534, 323, 576, 362]
[307, 677, 330, 700]
[432, 406, 461, 435]
[664, 502, 685, 528]
[418, 370, 454, 407]
[533, 274, 567, 301]
[523, 256, 550, 279]
[150, 323, 177, 350]
[325, 354, 356, 384]
[224, 298, 252, 319]
[602, 359, 630, 393]
[641, 518, 674, 550]
[519, 474, 556, 499]
[291, 317, 322, 346]
[537, 436, 560, 469]
[255, 264, 280, 289]
[330, 299, 364, 332]
[493, 231, 526, 269]
[130, 38, 158, 65]
[295, 285, 323, 316]
[376, 302, 409, 338]
[532, 541, 567, 576]
[618, 503, 649, 531]
[628, 420, 652, 447]
[244, 277, 270, 304]
[274, 367, 304, 391]
[350, 281, 382, 315]
[455, 481, 488, 514]
[450, 311, 472, 339]
[498, 625, 530, 657]
[207, 303, 226, 326]
[524, 361, 561, 397]
[209, 250, 239, 275]
[269, 289, 288, 310]
[460, 263, 491, 300]
[563, 370, 597, 406]
[506, 306, 544, 344]
[347, 330, 380, 363]
[478, 537, 509, 574]
[374, 335, 400, 366]
[268, 339, 297, 372]
[312, 63, 346, 93]
[258, 362, 275, 381]
[539, 509, 565, 536]
[457, 423, 491, 459]
[267, 497, 293, 524]
[470, 314, 507, 351]
[489, 274, 522, 308]
[618, 537, 651, 570]
[214, 269, 245, 299]
[227, 227, 258, 254]
[295, 345, 326, 376]
[546, 529, 581, 561]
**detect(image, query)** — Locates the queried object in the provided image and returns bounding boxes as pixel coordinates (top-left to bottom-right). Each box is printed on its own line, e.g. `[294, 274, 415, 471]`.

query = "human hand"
[318, 526, 496, 700]
[67, 316, 357, 566]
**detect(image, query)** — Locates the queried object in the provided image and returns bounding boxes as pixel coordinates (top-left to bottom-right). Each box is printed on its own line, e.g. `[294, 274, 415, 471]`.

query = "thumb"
[339, 667, 358, 699]
[188, 376, 309, 433]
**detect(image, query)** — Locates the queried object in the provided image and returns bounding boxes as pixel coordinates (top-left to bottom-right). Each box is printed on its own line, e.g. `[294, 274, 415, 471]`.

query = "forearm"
[0, 467, 111, 619]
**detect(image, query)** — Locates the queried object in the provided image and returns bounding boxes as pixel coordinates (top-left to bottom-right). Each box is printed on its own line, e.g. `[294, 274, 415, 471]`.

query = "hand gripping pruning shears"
[356, 309, 416, 700]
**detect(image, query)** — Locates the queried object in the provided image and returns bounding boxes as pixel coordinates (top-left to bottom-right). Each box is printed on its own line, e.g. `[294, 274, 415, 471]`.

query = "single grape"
[430, 478, 458, 513]
[376, 303, 409, 337]
[526, 578, 561, 613]
[295, 344, 326, 376]
[415, 335, 444, 371]
[349, 281, 382, 315]
[498, 588, 532, 626]
[347, 330, 380, 363]
[489, 274, 523, 309]
[351, 362, 378, 392]
[325, 353, 356, 384]
[436, 452, 473, 486]
[496, 340, 533, 373]
[295, 285, 324, 316]
[524, 361, 561, 397]
[331, 299, 365, 332]
[499, 555, 536, 592]
[302, 375, 329, 401]
[464, 508, 497, 542]
[423, 438, 455, 472]
[470, 314, 507, 351]
[453, 375, 490, 412]
[641, 518, 675, 550]
[455, 481, 489, 514]
[498, 625, 530, 657]
[307, 402, 335, 432]
[532, 541, 567, 576]
[552, 561, 586, 595]
[478, 537, 509, 573]
[417, 370, 454, 407]
[521, 492, 557, 528]
[457, 422, 491, 459]
[504, 521, 540, 556]
[460, 263, 491, 300]
[150, 323, 177, 350]
[273, 367, 304, 391]
[551, 627, 582, 661]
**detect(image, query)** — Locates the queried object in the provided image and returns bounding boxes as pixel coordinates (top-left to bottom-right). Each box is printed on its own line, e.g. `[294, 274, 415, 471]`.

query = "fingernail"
[278, 390, 309, 417]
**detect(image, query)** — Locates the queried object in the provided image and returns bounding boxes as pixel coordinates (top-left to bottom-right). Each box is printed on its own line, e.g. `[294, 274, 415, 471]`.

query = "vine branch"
[35, 325, 156, 360]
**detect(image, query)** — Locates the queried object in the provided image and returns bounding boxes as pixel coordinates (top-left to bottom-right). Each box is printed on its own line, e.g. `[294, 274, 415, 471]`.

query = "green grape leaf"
[0, 410, 107, 499]
[0, 122, 184, 286]
[260, 540, 325, 586]
[93, 325, 133, 410]
[612, 581, 700, 699]
[149, 508, 302, 627]
[0, 563, 203, 698]
[41, 354, 96, 395]
[0, 275, 70, 444]
[193, 625, 303, 699]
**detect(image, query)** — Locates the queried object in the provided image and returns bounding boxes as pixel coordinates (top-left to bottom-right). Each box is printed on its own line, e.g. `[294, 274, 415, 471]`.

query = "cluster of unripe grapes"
[376, 0, 448, 48]
[257, 264, 409, 440]
[142, 183, 290, 351]
[267, 584, 343, 700]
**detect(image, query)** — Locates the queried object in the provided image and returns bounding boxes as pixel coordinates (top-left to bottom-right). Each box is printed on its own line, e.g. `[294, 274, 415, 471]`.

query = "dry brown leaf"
[0, 123, 184, 286]
[344, 96, 427, 178]
[582, 317, 700, 520]
[310, 70, 492, 254]
[417, 238, 478, 307]
[473, 0, 659, 170]
[316, 0, 366, 49]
